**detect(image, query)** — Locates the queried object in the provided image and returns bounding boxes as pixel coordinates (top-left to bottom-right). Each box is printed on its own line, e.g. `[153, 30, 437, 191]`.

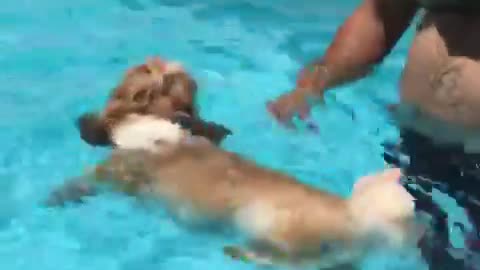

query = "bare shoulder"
[357, 0, 419, 34]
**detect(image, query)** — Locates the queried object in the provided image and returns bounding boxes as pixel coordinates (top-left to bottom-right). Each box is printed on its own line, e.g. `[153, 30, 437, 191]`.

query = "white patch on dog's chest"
[111, 114, 185, 152]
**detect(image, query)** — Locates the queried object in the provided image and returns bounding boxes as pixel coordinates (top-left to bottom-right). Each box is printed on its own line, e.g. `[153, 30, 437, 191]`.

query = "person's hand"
[267, 62, 327, 128]
[267, 88, 312, 127]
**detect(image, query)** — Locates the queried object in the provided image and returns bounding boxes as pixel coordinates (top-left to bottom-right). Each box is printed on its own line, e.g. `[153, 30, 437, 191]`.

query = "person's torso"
[398, 7, 480, 152]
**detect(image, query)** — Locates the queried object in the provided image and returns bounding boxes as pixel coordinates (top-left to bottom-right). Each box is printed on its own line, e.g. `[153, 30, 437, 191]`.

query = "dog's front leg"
[45, 170, 99, 207]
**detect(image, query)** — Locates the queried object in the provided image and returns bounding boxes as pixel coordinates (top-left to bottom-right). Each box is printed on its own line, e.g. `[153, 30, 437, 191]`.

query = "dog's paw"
[224, 246, 250, 262]
[45, 180, 97, 207]
[223, 245, 274, 266]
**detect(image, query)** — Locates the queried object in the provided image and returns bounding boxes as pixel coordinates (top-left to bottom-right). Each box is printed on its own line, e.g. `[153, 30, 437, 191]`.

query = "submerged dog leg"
[45, 173, 98, 207]
[223, 240, 290, 266]
[328, 263, 358, 270]
[223, 245, 277, 266]
[224, 241, 360, 269]
[45, 151, 151, 208]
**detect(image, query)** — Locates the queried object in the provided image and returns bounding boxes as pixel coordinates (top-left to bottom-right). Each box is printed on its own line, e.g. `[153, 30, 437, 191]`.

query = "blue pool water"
[0, 0, 469, 269]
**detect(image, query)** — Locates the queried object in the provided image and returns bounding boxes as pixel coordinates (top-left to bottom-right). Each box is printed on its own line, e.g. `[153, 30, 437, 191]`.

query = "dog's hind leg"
[223, 245, 276, 266]
[328, 263, 358, 270]
[223, 240, 290, 266]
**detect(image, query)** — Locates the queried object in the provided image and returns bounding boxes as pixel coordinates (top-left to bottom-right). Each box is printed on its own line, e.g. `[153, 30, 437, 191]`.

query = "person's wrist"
[295, 75, 326, 100]
[298, 85, 325, 98]
[294, 86, 316, 99]
[296, 62, 329, 96]
[285, 87, 322, 110]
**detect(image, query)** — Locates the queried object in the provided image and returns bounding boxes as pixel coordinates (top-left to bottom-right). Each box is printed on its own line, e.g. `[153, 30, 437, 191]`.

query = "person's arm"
[298, 0, 419, 95]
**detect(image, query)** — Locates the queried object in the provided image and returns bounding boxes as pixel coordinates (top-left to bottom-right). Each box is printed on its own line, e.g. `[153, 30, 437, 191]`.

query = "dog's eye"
[183, 105, 194, 116]
[138, 65, 151, 74]
[131, 89, 151, 104]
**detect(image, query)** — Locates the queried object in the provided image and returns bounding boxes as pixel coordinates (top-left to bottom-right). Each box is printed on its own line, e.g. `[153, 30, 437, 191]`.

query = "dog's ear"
[172, 113, 232, 144]
[205, 123, 233, 144]
[76, 113, 112, 146]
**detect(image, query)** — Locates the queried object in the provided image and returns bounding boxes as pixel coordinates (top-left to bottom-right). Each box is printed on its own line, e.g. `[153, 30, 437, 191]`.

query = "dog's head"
[77, 57, 231, 147]
[111, 57, 197, 118]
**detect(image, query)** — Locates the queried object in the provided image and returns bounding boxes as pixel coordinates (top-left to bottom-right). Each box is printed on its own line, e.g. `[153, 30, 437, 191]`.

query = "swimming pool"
[0, 0, 468, 269]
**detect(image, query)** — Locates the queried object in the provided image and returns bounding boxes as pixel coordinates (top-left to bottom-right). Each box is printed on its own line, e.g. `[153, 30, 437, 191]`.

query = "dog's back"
[100, 133, 354, 255]
[90, 114, 418, 268]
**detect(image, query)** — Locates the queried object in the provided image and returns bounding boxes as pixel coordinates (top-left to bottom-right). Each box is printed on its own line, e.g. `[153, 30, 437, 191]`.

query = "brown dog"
[49, 113, 422, 269]
[76, 57, 232, 147]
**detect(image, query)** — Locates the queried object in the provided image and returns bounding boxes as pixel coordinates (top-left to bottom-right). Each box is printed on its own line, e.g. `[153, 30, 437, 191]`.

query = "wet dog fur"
[76, 56, 232, 147]
[48, 113, 421, 269]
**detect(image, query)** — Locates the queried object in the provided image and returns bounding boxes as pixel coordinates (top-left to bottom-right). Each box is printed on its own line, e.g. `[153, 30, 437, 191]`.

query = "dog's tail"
[348, 168, 419, 248]
[111, 114, 186, 152]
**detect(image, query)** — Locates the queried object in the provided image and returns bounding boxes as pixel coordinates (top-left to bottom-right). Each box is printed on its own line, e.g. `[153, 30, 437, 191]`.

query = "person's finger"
[267, 101, 287, 120]
[266, 101, 279, 118]
[298, 104, 311, 120]
[298, 109, 310, 121]
[267, 101, 295, 127]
